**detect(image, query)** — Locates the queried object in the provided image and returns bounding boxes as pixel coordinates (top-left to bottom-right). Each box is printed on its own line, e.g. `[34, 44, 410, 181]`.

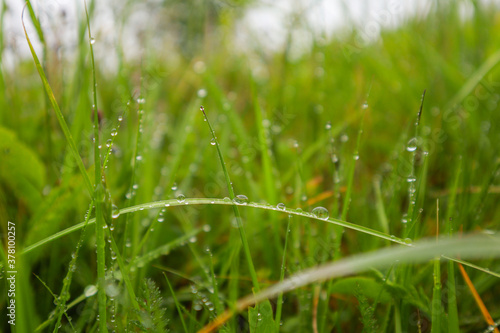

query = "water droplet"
[84, 285, 98, 297]
[203, 224, 211, 232]
[90, 37, 96, 45]
[118, 115, 123, 122]
[407, 177, 416, 183]
[353, 154, 360, 160]
[233, 194, 249, 205]
[325, 121, 332, 130]
[401, 214, 408, 224]
[157, 217, 164, 223]
[404, 238, 413, 245]
[112, 205, 120, 219]
[105, 282, 120, 298]
[210, 138, 216, 146]
[176, 194, 186, 202]
[197, 88, 207, 98]
[189, 236, 197, 243]
[340, 134, 349, 142]
[207, 302, 215, 311]
[311, 206, 329, 220]
[171, 183, 178, 191]
[137, 97, 146, 104]
[136, 155, 143, 161]
[362, 102, 368, 109]
[407, 137, 418, 152]
[277, 203, 286, 210]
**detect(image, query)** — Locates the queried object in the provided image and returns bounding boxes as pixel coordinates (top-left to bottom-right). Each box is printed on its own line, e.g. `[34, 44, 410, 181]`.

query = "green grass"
[1, 1, 500, 332]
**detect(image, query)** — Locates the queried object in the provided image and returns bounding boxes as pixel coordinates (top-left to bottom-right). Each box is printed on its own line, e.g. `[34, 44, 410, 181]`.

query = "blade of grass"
[83, 2, 107, 331]
[33, 274, 75, 332]
[20, 198, 500, 279]
[445, 157, 462, 333]
[320, 98, 368, 332]
[458, 263, 499, 332]
[164, 273, 189, 333]
[431, 200, 441, 333]
[21, 5, 93, 196]
[275, 215, 292, 331]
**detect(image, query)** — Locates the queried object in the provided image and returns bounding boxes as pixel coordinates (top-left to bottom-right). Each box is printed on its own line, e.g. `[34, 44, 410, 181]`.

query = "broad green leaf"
[248, 299, 275, 333]
[0, 126, 45, 210]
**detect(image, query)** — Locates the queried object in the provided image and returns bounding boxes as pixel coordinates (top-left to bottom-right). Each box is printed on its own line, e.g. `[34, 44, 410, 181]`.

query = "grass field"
[1, 0, 500, 332]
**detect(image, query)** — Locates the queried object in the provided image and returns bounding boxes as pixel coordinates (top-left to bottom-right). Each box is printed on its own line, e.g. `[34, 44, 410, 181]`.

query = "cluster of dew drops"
[232, 194, 330, 220]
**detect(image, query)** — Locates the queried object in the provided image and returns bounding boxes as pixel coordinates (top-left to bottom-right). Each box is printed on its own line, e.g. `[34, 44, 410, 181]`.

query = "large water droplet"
[233, 195, 249, 205]
[210, 138, 216, 146]
[111, 205, 120, 219]
[84, 285, 98, 297]
[90, 37, 96, 45]
[407, 137, 418, 152]
[277, 203, 286, 210]
[311, 206, 329, 220]
[105, 281, 120, 298]
[176, 194, 186, 202]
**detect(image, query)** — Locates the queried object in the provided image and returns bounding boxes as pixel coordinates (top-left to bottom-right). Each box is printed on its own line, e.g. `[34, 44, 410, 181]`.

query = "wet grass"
[1, 1, 500, 332]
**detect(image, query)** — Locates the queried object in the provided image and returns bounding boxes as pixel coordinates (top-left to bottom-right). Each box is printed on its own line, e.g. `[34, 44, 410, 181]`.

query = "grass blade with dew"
[320, 97, 368, 332]
[198, 234, 500, 333]
[200, 106, 260, 292]
[200, 105, 277, 329]
[404, 89, 426, 240]
[275, 215, 292, 332]
[252, 80, 283, 265]
[33, 274, 76, 332]
[431, 200, 442, 333]
[83, 1, 108, 331]
[445, 157, 462, 332]
[21, 198, 500, 278]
